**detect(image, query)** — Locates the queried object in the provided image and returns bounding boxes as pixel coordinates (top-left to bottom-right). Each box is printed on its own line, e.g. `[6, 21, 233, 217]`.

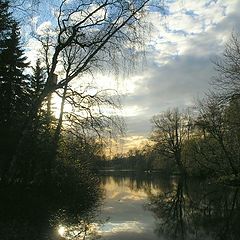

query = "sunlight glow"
[58, 225, 66, 237]
[52, 94, 72, 118]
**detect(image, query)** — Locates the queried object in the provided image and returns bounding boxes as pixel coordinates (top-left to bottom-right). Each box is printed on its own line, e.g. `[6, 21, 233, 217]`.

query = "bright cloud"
[116, 0, 240, 152]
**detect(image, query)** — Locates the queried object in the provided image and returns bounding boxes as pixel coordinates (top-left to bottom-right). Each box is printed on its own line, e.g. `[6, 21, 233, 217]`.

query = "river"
[98, 173, 162, 240]
[1, 172, 239, 240]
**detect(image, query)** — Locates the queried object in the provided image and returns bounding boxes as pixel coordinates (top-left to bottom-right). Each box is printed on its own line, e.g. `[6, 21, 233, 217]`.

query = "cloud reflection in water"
[99, 175, 161, 240]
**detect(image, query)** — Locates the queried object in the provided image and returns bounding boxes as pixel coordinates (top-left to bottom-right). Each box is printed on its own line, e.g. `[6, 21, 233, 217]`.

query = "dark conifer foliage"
[0, 0, 13, 35]
[0, 0, 30, 180]
[30, 58, 45, 97]
[0, 22, 30, 123]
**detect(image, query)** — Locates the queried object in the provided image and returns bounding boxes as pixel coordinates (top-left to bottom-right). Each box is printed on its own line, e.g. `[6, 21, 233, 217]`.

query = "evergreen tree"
[0, 22, 30, 125]
[0, 0, 30, 180]
[30, 58, 45, 97]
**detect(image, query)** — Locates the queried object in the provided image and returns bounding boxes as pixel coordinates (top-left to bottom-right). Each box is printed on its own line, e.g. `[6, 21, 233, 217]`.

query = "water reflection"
[146, 176, 240, 240]
[56, 219, 101, 239]
[99, 173, 171, 240]
[100, 172, 240, 240]
[1, 173, 239, 240]
[0, 177, 103, 240]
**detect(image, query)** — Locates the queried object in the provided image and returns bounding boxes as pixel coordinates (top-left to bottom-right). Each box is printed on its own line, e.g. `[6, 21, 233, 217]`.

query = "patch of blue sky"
[183, 9, 199, 18]
[204, 0, 227, 16]
[148, 4, 170, 16]
[170, 29, 191, 37]
[205, 0, 218, 8]
[165, 0, 178, 4]
[163, 24, 192, 37]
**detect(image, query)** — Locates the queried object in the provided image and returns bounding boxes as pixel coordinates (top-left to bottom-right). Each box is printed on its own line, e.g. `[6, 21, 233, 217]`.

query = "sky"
[23, 0, 240, 154]
[115, 0, 240, 153]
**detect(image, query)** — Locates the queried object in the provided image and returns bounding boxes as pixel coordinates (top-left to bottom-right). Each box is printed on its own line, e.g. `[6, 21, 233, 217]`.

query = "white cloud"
[119, 0, 240, 150]
[25, 38, 43, 66]
[145, 0, 239, 64]
[36, 21, 53, 35]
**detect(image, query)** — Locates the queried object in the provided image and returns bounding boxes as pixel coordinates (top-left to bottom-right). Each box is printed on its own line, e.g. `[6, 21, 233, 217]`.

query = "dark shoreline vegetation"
[0, 0, 240, 239]
[0, 172, 103, 239]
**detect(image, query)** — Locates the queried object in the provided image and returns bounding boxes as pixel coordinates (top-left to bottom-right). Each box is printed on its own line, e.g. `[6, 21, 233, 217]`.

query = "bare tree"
[8, 0, 41, 23]
[212, 32, 240, 101]
[12, 0, 162, 169]
[53, 42, 123, 139]
[188, 33, 240, 178]
[151, 108, 191, 173]
[48, 41, 124, 164]
[196, 93, 239, 176]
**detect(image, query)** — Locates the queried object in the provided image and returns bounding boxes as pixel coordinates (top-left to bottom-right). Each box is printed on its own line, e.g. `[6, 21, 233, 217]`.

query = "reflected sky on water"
[1, 172, 239, 240]
[98, 174, 171, 240]
[97, 172, 240, 240]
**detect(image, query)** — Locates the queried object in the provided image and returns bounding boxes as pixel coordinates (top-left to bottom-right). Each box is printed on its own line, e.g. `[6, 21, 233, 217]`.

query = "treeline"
[150, 33, 240, 182]
[98, 147, 155, 172]
[106, 34, 240, 184]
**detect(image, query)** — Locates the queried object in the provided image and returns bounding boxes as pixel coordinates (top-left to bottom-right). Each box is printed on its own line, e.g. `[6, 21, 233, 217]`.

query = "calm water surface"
[99, 173, 163, 240]
[1, 172, 239, 240]
[97, 172, 240, 240]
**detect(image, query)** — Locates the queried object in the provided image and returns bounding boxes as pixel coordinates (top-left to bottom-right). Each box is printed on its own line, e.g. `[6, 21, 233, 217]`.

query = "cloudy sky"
[115, 0, 240, 152]
[24, 0, 240, 154]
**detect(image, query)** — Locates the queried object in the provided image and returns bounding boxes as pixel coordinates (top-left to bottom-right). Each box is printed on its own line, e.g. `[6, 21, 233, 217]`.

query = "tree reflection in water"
[0, 176, 103, 240]
[8, 171, 238, 240]
[147, 176, 240, 240]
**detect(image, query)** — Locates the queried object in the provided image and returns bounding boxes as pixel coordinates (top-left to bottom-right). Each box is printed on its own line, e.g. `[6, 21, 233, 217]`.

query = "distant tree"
[151, 108, 191, 173]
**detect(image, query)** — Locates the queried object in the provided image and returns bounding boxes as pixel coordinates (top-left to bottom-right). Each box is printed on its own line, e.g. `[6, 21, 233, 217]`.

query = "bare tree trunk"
[47, 93, 52, 121]
[175, 150, 187, 176]
[52, 82, 68, 163]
